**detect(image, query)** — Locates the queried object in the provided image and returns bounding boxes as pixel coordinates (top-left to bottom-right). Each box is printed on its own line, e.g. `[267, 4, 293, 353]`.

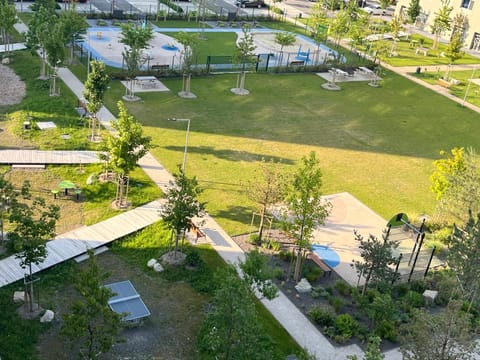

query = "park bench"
[437, 78, 451, 88]
[290, 60, 305, 67]
[308, 252, 332, 276]
[151, 64, 169, 75]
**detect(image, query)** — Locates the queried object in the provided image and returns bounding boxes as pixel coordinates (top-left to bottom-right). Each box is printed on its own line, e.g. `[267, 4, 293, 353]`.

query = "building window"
[472, 33, 480, 51]
[461, 0, 471, 8]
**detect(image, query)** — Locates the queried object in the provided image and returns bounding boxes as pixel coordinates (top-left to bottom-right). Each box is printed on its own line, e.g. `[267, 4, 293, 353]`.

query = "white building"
[394, 0, 480, 52]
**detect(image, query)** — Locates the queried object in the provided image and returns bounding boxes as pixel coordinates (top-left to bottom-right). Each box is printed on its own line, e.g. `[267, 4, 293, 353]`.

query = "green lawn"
[101, 70, 480, 235]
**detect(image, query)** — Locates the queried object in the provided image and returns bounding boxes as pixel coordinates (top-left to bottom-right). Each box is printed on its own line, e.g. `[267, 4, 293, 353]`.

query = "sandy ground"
[0, 63, 26, 106]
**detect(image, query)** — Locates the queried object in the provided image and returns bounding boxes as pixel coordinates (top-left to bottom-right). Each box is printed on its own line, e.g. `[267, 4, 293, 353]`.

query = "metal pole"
[408, 233, 425, 282]
[392, 253, 403, 284]
[424, 247, 436, 278]
[183, 119, 190, 173]
[462, 66, 476, 106]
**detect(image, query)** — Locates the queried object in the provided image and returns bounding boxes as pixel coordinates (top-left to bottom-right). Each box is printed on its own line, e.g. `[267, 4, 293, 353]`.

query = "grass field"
[100, 69, 480, 235]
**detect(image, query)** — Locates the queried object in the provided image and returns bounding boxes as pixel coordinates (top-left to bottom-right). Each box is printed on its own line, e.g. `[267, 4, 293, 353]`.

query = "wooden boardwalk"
[0, 150, 102, 165]
[0, 200, 164, 287]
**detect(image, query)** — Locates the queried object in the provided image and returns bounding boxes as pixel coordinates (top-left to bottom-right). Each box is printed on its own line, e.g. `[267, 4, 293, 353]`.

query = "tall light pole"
[168, 118, 191, 173]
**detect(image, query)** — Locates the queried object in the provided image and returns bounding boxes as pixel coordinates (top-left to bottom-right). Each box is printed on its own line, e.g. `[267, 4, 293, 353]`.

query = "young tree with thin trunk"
[102, 101, 151, 208]
[83, 60, 109, 141]
[406, 0, 421, 23]
[199, 265, 277, 359]
[448, 212, 480, 307]
[26, 3, 57, 79]
[431, 0, 453, 50]
[176, 31, 199, 98]
[274, 32, 296, 66]
[400, 300, 476, 360]
[443, 30, 464, 80]
[352, 230, 399, 295]
[161, 166, 205, 257]
[9, 181, 59, 313]
[0, 0, 18, 57]
[0, 175, 17, 245]
[232, 26, 257, 96]
[58, 5, 88, 65]
[242, 158, 285, 244]
[240, 249, 278, 300]
[281, 151, 331, 283]
[309, 3, 328, 64]
[120, 23, 154, 100]
[61, 250, 121, 360]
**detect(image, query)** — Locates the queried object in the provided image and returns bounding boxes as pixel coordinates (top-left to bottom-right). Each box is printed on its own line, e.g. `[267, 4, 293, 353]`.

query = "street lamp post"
[168, 118, 191, 173]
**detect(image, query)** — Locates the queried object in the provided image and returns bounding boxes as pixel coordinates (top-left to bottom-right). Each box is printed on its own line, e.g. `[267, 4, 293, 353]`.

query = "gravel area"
[0, 63, 26, 106]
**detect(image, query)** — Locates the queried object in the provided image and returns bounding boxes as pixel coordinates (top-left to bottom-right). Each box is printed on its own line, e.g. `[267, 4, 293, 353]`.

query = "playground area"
[281, 192, 444, 287]
[81, 27, 338, 69]
[83, 28, 184, 69]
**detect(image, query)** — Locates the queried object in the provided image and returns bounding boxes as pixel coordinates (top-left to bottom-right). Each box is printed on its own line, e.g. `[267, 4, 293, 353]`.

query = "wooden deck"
[0, 150, 102, 165]
[0, 200, 164, 287]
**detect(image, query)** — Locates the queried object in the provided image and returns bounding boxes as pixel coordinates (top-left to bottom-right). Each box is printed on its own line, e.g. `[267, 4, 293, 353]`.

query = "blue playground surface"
[312, 244, 340, 268]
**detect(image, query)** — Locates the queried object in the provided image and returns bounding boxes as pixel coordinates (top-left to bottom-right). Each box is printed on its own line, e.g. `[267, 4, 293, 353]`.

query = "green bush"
[268, 239, 281, 252]
[308, 305, 335, 327]
[311, 285, 329, 299]
[271, 6, 284, 15]
[403, 290, 425, 309]
[335, 314, 358, 340]
[328, 295, 344, 313]
[278, 249, 292, 262]
[303, 263, 323, 283]
[185, 248, 204, 268]
[248, 233, 260, 245]
[409, 279, 427, 294]
[272, 267, 284, 280]
[335, 280, 352, 296]
[375, 320, 397, 341]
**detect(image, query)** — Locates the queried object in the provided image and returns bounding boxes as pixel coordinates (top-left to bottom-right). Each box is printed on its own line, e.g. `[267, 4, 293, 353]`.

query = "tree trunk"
[293, 248, 303, 282]
[28, 264, 34, 312]
[258, 205, 266, 243]
[362, 268, 372, 295]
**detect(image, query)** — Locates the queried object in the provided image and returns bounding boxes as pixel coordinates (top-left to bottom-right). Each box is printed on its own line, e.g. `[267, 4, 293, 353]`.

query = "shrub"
[328, 296, 344, 313]
[271, 6, 284, 15]
[311, 285, 328, 299]
[335, 280, 352, 296]
[248, 234, 260, 245]
[185, 249, 204, 268]
[268, 240, 281, 252]
[335, 314, 358, 340]
[278, 249, 292, 262]
[375, 320, 396, 341]
[403, 290, 425, 309]
[272, 267, 284, 280]
[303, 262, 323, 283]
[409, 279, 426, 294]
[308, 305, 335, 327]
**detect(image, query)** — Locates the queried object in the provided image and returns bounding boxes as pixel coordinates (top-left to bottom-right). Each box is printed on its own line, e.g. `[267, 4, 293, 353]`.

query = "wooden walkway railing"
[0, 200, 164, 287]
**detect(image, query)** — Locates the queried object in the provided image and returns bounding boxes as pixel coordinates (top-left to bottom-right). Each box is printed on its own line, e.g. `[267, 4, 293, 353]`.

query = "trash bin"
[298, 13, 302, 18]
[416, 67, 421, 74]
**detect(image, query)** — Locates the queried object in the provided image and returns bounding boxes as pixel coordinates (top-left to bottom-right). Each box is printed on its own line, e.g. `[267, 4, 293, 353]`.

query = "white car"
[362, 6, 387, 15]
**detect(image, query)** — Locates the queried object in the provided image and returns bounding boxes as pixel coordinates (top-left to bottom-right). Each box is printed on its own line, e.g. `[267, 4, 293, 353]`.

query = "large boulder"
[147, 259, 157, 268]
[295, 278, 312, 294]
[40, 309, 55, 323]
[153, 263, 164, 272]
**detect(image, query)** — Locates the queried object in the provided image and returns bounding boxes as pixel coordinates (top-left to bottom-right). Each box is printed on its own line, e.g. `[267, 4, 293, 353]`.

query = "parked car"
[235, 0, 267, 8]
[361, 6, 387, 15]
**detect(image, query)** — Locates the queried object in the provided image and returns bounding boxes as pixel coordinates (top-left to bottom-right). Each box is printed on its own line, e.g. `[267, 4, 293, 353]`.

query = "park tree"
[431, 0, 453, 49]
[176, 31, 199, 98]
[199, 266, 277, 359]
[232, 26, 257, 96]
[0, 174, 17, 245]
[389, 16, 404, 56]
[281, 151, 331, 282]
[448, 212, 480, 307]
[9, 181, 59, 313]
[26, 4, 57, 79]
[329, 10, 350, 47]
[406, 0, 421, 23]
[430, 147, 480, 223]
[443, 30, 464, 79]
[43, 21, 66, 96]
[120, 23, 154, 100]
[161, 166, 205, 258]
[309, 3, 329, 64]
[400, 300, 476, 360]
[274, 32, 296, 66]
[0, 0, 18, 57]
[58, 6, 88, 65]
[61, 250, 121, 359]
[352, 230, 399, 294]
[83, 60, 109, 141]
[242, 158, 285, 244]
[103, 101, 151, 208]
[348, 13, 370, 54]
[240, 249, 278, 300]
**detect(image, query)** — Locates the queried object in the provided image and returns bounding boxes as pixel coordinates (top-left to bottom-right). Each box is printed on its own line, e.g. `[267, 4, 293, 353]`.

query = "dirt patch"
[36, 251, 208, 360]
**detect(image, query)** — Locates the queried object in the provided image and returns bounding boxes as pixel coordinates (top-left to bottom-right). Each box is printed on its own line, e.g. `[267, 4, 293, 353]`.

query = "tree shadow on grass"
[164, 145, 295, 164]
